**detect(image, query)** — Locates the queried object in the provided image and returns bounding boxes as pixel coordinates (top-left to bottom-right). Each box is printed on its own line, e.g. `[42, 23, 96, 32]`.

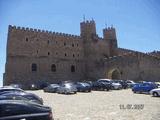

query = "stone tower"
[103, 26, 118, 57]
[80, 20, 98, 78]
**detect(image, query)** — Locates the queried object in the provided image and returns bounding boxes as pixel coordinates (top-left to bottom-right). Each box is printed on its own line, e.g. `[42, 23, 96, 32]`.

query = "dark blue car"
[132, 82, 157, 93]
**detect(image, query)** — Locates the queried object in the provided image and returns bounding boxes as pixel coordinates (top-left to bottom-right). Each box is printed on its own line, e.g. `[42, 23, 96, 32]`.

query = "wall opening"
[31, 63, 37, 72]
[51, 64, 56, 72]
[108, 68, 121, 80]
[71, 65, 75, 72]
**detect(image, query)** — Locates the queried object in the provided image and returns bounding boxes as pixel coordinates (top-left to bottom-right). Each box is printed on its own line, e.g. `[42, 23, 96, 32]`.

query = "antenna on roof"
[83, 14, 86, 22]
[105, 22, 107, 28]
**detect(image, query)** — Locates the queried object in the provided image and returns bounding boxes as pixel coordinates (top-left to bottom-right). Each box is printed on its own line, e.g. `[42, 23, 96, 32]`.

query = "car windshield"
[50, 84, 59, 87]
[64, 83, 74, 88]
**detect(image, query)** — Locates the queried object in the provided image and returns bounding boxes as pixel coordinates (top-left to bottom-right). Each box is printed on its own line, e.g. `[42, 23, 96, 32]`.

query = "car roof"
[0, 86, 23, 90]
[98, 79, 112, 81]
[0, 100, 44, 107]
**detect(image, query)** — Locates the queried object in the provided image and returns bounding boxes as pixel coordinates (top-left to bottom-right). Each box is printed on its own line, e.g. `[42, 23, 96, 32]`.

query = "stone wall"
[4, 25, 86, 87]
[3, 21, 160, 88]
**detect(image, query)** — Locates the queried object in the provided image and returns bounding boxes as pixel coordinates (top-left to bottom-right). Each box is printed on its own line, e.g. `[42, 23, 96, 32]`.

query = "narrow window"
[26, 38, 28, 42]
[71, 65, 75, 72]
[48, 40, 50, 44]
[32, 63, 37, 72]
[77, 44, 78, 47]
[37, 50, 38, 54]
[48, 52, 50, 55]
[73, 54, 75, 58]
[65, 53, 67, 56]
[56, 52, 58, 55]
[72, 44, 74, 47]
[51, 64, 56, 72]
[64, 42, 66, 46]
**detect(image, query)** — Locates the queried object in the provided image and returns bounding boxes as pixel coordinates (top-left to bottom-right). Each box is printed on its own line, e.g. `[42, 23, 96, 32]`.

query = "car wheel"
[64, 91, 68, 95]
[153, 92, 158, 97]
[133, 90, 136, 93]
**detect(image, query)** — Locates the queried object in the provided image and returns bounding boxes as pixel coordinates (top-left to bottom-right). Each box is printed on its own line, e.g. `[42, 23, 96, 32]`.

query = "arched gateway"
[108, 68, 121, 80]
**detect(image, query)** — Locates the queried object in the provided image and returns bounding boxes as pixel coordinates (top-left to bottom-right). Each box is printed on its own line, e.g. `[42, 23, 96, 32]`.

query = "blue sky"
[0, 0, 160, 86]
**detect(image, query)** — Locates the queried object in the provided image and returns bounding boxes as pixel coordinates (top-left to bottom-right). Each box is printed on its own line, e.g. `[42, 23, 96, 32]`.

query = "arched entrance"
[108, 69, 121, 80]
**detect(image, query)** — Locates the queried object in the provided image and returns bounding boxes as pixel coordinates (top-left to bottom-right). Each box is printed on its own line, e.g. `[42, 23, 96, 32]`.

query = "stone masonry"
[3, 20, 160, 88]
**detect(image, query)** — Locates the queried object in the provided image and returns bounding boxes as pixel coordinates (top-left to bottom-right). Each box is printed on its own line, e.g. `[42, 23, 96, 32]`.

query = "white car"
[126, 80, 136, 88]
[150, 88, 160, 97]
[111, 82, 122, 90]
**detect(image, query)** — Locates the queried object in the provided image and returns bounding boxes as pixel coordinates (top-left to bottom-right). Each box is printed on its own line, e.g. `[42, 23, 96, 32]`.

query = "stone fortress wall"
[3, 20, 160, 88]
[5, 25, 85, 85]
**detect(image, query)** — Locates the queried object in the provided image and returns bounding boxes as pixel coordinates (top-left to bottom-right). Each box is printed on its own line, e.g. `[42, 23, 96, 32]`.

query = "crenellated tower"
[80, 20, 96, 41]
[103, 26, 118, 57]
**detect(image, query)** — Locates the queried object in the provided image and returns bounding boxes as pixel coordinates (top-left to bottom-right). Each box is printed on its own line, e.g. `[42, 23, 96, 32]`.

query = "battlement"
[118, 48, 160, 60]
[103, 26, 115, 32]
[80, 20, 95, 25]
[9, 25, 81, 39]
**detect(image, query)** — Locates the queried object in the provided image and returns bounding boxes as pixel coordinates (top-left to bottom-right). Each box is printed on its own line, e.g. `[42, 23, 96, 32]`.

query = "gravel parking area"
[29, 89, 160, 120]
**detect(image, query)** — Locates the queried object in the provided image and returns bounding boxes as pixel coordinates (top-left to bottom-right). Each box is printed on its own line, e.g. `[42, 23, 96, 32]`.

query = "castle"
[3, 20, 160, 88]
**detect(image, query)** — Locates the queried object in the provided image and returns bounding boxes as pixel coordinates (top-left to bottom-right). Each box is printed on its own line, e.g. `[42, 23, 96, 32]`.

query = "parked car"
[44, 84, 60, 93]
[114, 80, 128, 89]
[0, 86, 24, 93]
[57, 83, 77, 94]
[83, 80, 93, 87]
[126, 80, 137, 88]
[0, 100, 53, 120]
[150, 88, 160, 97]
[97, 79, 122, 90]
[30, 84, 40, 90]
[9, 84, 23, 89]
[111, 81, 122, 90]
[132, 82, 157, 93]
[92, 79, 111, 91]
[0, 95, 30, 101]
[1, 91, 43, 105]
[76, 82, 91, 92]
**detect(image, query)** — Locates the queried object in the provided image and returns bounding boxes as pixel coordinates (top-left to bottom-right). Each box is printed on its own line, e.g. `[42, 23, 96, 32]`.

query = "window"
[37, 50, 38, 54]
[56, 52, 58, 55]
[77, 44, 78, 47]
[48, 40, 50, 44]
[32, 63, 37, 72]
[71, 65, 75, 72]
[65, 53, 67, 56]
[77, 54, 79, 57]
[73, 54, 75, 58]
[26, 38, 28, 42]
[64, 42, 66, 46]
[48, 52, 50, 55]
[72, 44, 74, 47]
[51, 64, 56, 72]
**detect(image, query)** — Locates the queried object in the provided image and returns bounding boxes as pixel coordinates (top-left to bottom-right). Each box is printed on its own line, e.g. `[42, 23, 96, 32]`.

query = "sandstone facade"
[3, 20, 160, 88]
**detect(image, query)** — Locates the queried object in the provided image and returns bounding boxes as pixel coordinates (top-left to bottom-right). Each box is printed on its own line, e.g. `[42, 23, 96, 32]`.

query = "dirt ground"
[29, 89, 160, 120]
